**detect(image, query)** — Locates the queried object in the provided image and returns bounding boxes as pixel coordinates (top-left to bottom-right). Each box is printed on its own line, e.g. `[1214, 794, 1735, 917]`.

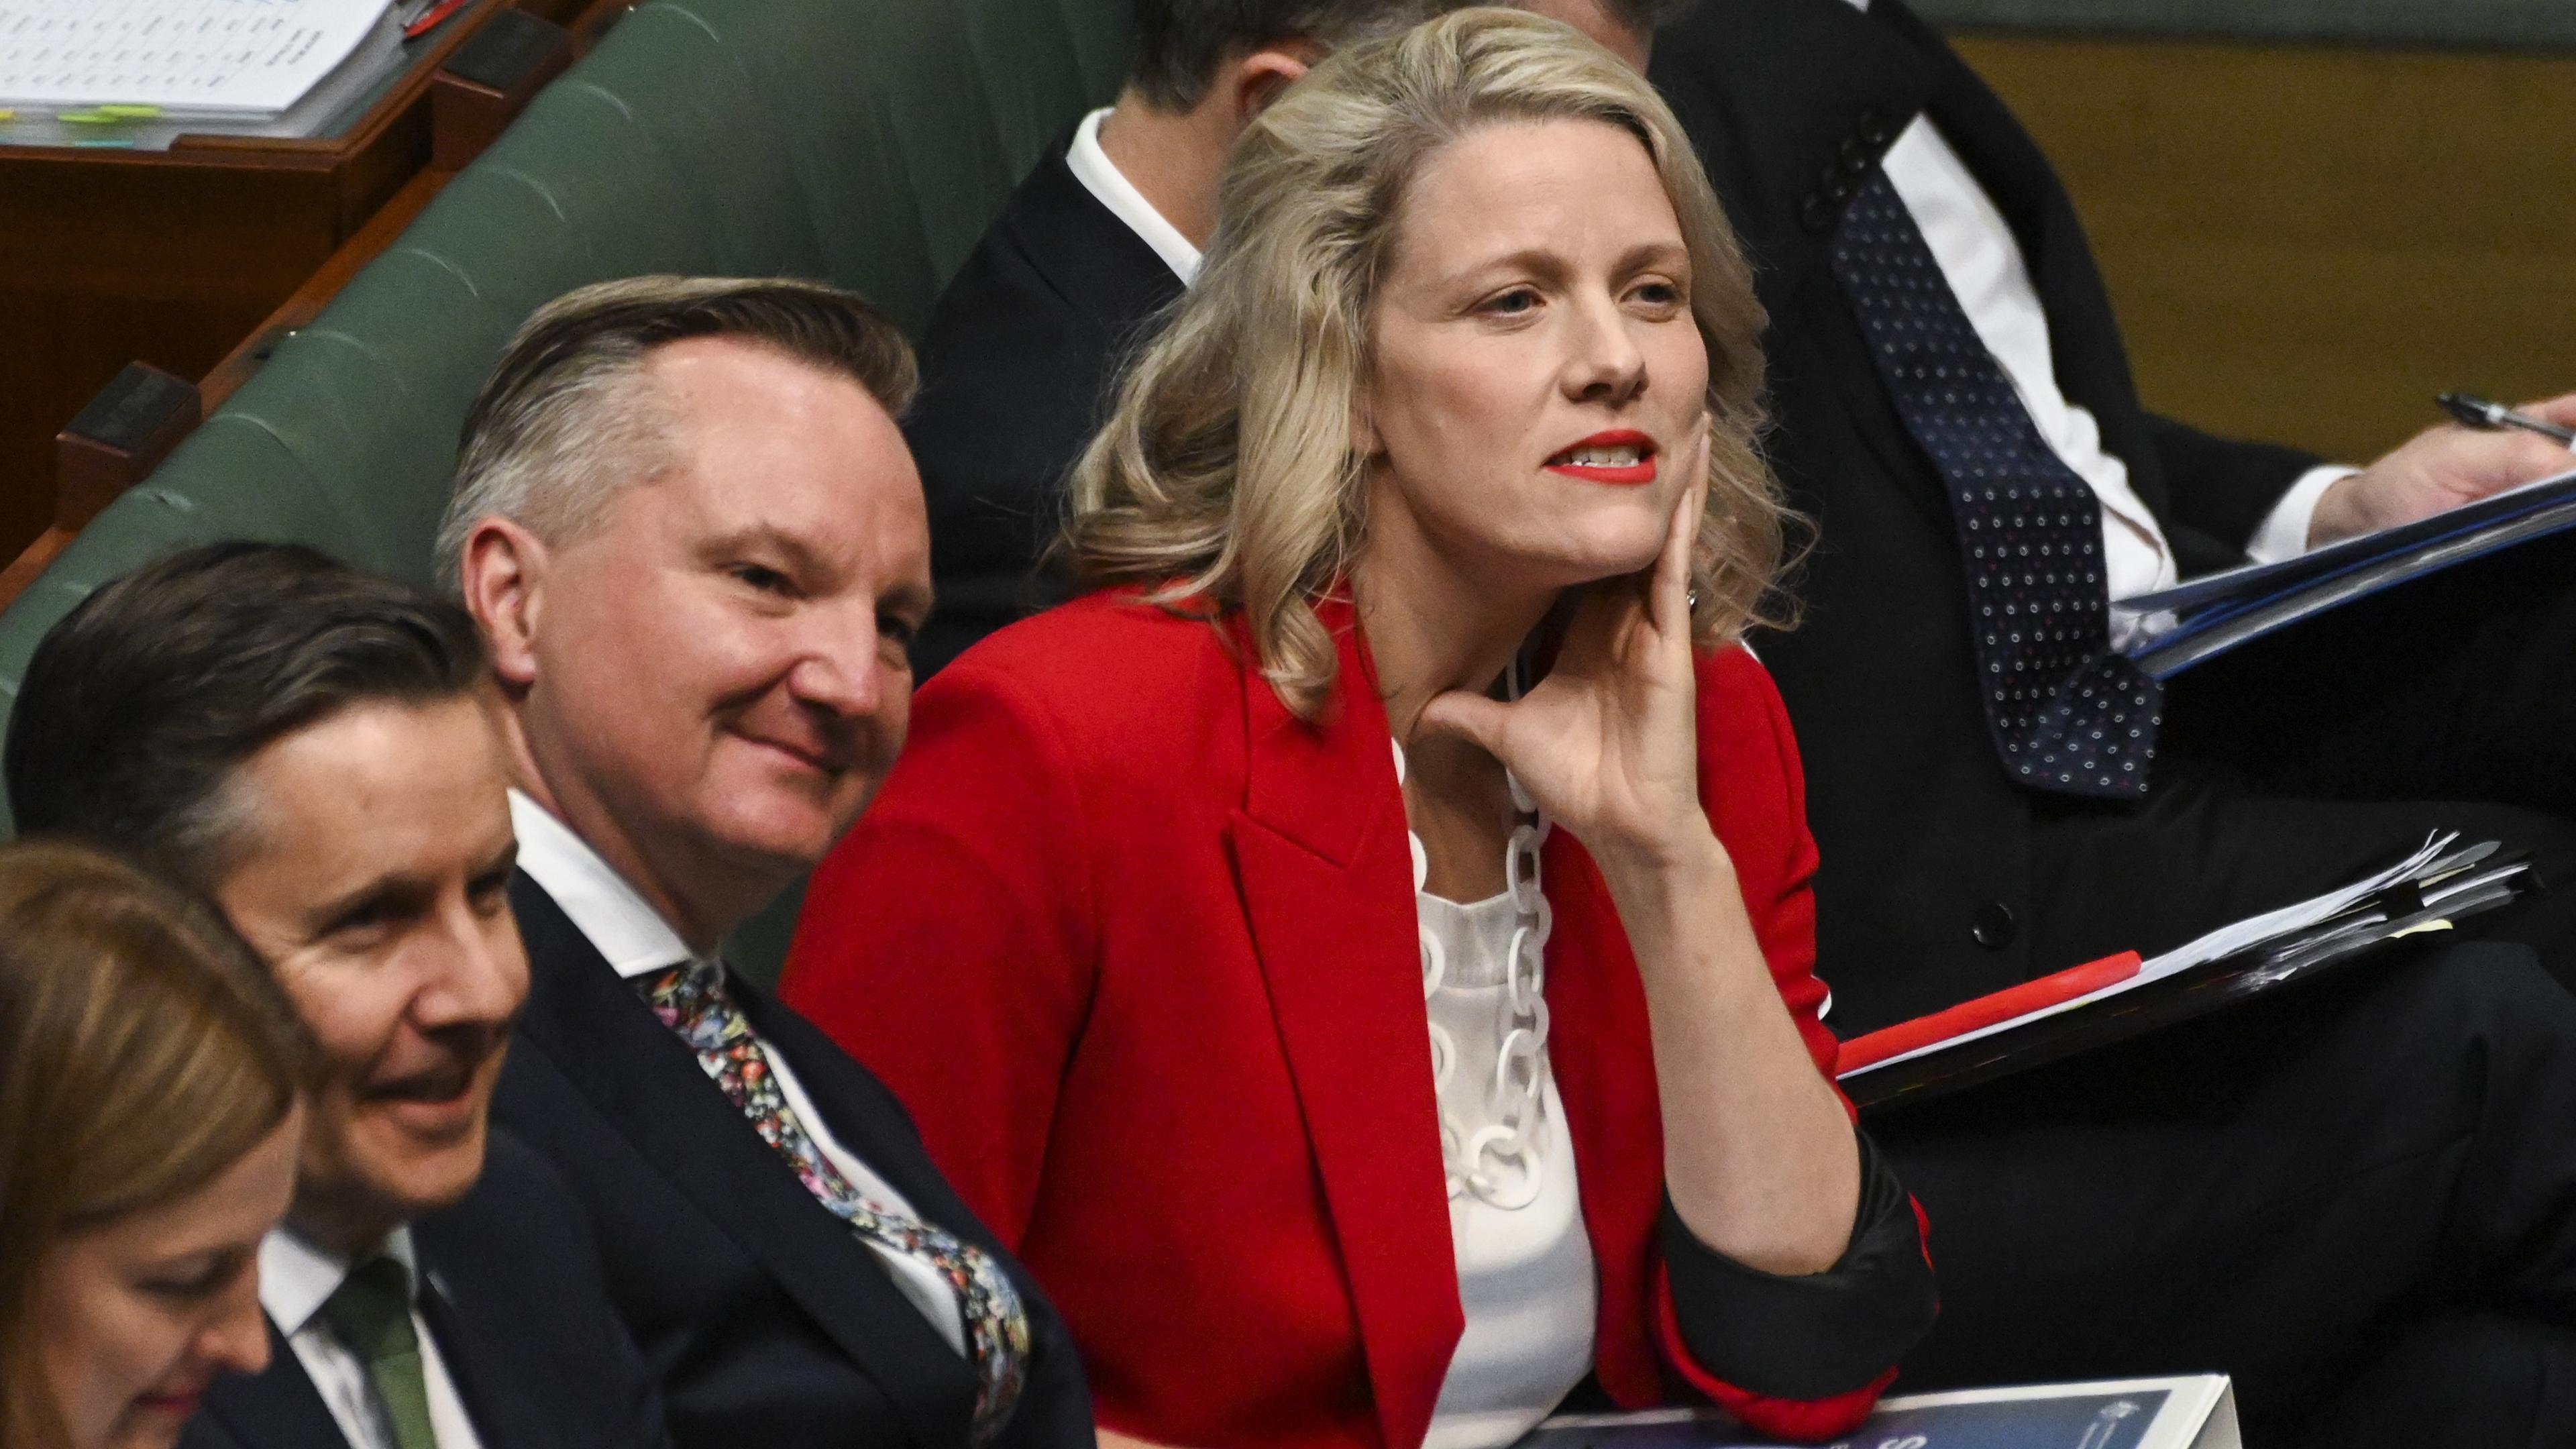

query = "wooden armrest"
[54, 364, 202, 532]
[431, 9, 576, 171]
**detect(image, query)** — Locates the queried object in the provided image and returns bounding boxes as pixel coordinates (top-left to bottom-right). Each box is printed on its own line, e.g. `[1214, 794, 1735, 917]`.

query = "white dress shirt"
[1417, 891, 1598, 1449]
[1845, 0, 2349, 635]
[260, 1227, 484, 1449]
[1065, 106, 1202, 284]
[505, 790, 969, 1356]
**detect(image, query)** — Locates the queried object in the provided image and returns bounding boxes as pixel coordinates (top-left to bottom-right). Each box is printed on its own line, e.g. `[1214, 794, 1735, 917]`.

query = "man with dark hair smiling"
[5, 541, 667, 1449]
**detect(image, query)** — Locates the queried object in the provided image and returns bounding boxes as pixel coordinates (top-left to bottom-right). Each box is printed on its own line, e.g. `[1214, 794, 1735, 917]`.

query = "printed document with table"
[0, 0, 395, 117]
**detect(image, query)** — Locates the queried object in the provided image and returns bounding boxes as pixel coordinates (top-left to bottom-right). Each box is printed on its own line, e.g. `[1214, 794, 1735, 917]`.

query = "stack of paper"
[1527, 1375, 2239, 1449]
[1833, 832, 2536, 1104]
[0, 0, 396, 119]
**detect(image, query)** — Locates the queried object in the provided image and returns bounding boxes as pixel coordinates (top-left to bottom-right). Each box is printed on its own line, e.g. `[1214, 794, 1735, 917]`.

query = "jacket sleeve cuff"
[2241, 464, 2357, 564]
[1653, 1131, 1937, 1416]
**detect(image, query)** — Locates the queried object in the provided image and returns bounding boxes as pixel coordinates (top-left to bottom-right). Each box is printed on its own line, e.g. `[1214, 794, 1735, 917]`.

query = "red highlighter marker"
[405, 0, 470, 39]
[1833, 949, 2145, 1077]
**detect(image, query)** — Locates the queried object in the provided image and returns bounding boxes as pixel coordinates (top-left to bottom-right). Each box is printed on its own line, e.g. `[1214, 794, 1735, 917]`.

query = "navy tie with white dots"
[1829, 167, 2159, 799]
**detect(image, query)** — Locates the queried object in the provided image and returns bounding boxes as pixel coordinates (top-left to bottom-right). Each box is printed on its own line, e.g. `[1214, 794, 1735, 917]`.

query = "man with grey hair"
[903, 0, 1681, 673]
[447, 274, 1093, 1449]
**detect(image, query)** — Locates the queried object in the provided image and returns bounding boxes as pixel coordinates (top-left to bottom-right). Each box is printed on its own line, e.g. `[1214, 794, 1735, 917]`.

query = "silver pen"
[2438, 390, 2576, 447]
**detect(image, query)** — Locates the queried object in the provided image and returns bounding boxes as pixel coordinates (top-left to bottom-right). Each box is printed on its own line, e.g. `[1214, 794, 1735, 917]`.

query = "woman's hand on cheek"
[1417, 435, 1721, 876]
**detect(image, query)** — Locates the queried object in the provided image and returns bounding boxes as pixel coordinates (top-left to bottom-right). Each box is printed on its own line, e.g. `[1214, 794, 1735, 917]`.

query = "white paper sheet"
[1841, 833, 2456, 1079]
[0, 0, 396, 117]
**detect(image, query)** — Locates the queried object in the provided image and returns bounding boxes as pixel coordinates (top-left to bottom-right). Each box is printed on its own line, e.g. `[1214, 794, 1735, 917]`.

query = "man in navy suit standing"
[437, 275, 1091, 1449]
[5, 543, 669, 1449]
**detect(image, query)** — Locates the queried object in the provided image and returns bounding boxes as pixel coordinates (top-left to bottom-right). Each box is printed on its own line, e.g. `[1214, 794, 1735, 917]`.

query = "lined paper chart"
[0, 0, 396, 117]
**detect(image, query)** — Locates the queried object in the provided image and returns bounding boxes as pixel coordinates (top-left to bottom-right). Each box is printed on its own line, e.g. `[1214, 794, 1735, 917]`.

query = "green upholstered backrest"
[0, 0, 1131, 828]
[0, 0, 1129, 975]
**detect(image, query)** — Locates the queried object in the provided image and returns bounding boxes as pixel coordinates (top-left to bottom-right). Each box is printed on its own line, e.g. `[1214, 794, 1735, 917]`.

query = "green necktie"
[319, 1255, 439, 1449]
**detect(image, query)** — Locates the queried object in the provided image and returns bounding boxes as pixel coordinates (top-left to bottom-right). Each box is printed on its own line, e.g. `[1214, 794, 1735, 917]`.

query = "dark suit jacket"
[183, 1132, 667, 1449]
[490, 876, 1092, 1449]
[1648, 0, 2330, 1031]
[904, 126, 1186, 676]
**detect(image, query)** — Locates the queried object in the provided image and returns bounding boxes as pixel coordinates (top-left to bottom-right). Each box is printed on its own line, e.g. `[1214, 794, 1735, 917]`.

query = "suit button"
[1857, 107, 1894, 148]
[1839, 136, 1876, 174]
[1800, 191, 1838, 233]
[1970, 902, 2017, 951]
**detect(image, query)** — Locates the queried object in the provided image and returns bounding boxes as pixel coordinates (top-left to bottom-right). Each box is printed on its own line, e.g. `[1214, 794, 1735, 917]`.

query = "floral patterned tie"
[641, 961, 1028, 1443]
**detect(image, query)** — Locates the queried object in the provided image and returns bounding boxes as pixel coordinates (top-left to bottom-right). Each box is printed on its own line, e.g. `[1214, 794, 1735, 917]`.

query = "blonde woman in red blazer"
[786, 11, 1936, 1448]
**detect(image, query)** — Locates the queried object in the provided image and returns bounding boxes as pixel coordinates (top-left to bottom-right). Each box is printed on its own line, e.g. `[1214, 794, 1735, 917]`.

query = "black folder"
[1837, 837, 2536, 1110]
[2116, 467, 2576, 678]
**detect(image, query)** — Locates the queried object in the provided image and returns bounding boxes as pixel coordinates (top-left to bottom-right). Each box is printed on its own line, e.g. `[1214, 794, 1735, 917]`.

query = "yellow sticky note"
[57, 110, 119, 124]
[95, 104, 162, 118]
[0, 110, 17, 122]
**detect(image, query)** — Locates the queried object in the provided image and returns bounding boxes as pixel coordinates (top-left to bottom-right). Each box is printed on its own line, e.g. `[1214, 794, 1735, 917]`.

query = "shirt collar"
[258, 1226, 419, 1336]
[1064, 105, 1202, 285]
[507, 790, 699, 981]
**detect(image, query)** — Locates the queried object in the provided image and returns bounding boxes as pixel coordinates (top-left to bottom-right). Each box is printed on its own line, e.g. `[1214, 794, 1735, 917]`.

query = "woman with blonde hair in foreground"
[786, 10, 1937, 1446]
[0, 843, 312, 1449]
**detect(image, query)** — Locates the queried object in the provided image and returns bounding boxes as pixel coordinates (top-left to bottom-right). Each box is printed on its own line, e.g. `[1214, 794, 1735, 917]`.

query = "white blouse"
[1419, 890, 1599, 1449]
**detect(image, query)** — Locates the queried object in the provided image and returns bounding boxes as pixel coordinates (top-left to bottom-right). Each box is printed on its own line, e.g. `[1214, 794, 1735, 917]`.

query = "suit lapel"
[195, 1322, 351, 1449]
[1662, 0, 2172, 528]
[1653, 0, 1937, 327]
[1224, 603, 1461, 1449]
[411, 1270, 556, 1449]
[1654, 0, 1951, 529]
[1874, 0, 2173, 519]
[1007, 132, 1188, 340]
[506, 877, 977, 1449]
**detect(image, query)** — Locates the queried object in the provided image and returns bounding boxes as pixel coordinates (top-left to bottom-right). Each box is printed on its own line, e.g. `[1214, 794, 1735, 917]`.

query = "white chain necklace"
[1395, 664, 1554, 1212]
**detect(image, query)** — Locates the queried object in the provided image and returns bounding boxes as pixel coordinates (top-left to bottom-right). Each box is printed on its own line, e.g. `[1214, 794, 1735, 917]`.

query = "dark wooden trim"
[54, 365, 201, 531]
[1, 0, 635, 615]
[196, 168, 454, 417]
[432, 10, 578, 171]
[1920, 0, 2576, 52]
[0, 529, 77, 611]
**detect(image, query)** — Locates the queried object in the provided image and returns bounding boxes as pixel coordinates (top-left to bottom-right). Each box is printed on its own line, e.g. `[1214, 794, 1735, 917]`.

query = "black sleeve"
[433, 1129, 678, 1449]
[1658, 1130, 1939, 1400]
[2147, 413, 2328, 572]
[904, 259, 1102, 678]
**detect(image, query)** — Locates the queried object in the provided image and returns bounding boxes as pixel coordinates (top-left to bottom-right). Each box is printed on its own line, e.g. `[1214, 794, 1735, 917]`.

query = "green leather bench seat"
[0, 0, 1131, 967]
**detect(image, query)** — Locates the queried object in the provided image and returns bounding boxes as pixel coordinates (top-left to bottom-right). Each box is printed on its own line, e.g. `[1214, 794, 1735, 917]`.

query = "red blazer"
[784, 592, 1911, 1448]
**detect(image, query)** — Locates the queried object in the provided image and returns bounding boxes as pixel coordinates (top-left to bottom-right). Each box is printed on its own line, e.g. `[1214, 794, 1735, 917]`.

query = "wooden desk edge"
[194, 165, 454, 415]
[0, 0, 631, 616]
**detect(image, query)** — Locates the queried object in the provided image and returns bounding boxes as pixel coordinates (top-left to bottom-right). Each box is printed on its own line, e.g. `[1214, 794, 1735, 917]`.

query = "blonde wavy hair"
[1065, 6, 1792, 718]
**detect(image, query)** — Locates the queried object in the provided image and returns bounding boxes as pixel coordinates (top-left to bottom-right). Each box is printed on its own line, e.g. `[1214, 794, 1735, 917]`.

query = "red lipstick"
[1544, 429, 1658, 486]
[134, 1384, 209, 1418]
